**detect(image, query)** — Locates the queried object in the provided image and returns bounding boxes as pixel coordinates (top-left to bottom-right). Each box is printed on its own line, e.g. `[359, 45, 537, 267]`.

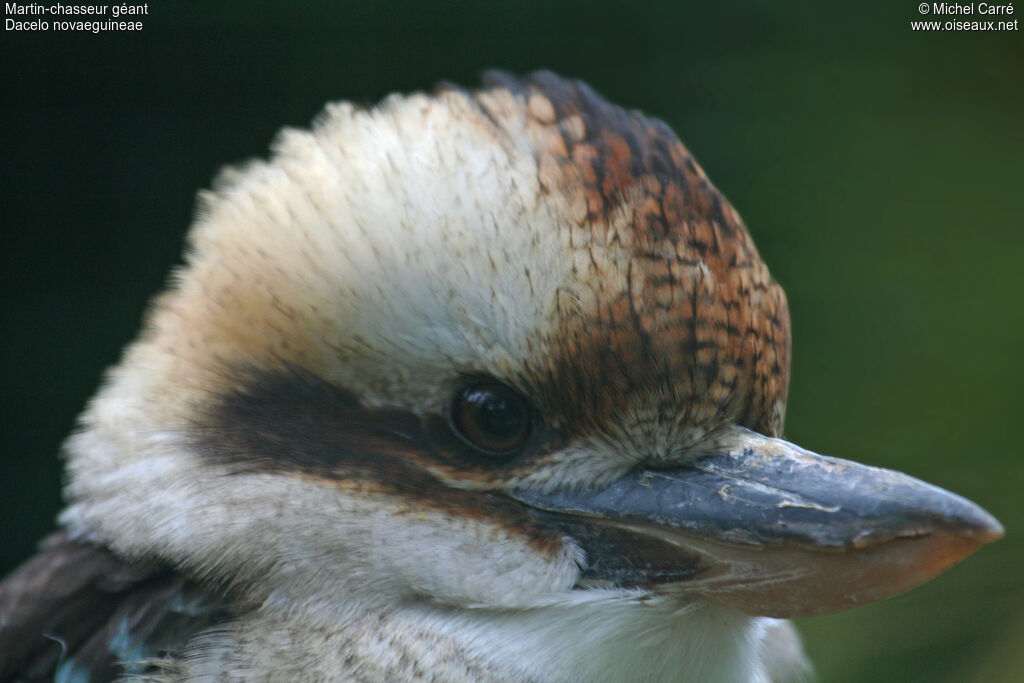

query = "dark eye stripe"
[451, 381, 531, 456]
[197, 367, 544, 478]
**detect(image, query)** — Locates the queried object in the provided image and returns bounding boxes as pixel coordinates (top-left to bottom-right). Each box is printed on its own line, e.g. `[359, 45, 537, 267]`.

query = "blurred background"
[2, 1, 1021, 680]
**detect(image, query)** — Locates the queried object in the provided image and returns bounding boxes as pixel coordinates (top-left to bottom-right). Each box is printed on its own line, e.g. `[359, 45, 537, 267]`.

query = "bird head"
[61, 72, 1001, 625]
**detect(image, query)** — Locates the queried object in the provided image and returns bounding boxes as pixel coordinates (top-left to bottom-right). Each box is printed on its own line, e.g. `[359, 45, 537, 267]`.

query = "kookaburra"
[0, 72, 1003, 682]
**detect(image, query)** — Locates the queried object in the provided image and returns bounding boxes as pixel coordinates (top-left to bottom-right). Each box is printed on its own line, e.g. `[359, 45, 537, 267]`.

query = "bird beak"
[508, 428, 1003, 618]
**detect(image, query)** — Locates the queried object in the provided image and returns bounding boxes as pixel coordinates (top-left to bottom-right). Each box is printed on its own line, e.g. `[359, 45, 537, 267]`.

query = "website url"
[912, 18, 1019, 29]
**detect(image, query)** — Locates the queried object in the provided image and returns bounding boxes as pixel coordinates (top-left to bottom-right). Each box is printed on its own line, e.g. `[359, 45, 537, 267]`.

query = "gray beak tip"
[843, 472, 1004, 552]
[955, 504, 1004, 544]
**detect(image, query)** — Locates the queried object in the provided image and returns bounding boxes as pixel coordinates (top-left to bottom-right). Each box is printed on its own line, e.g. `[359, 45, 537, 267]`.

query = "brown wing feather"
[0, 530, 225, 682]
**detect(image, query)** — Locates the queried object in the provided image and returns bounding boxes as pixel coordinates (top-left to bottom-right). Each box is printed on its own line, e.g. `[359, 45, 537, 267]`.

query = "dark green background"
[2, 1, 1022, 680]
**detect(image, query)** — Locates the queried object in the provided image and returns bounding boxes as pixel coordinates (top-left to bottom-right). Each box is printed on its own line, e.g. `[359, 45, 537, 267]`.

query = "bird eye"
[450, 381, 531, 456]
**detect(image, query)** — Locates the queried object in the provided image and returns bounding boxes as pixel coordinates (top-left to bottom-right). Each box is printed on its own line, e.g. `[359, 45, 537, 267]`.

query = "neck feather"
[418, 593, 772, 683]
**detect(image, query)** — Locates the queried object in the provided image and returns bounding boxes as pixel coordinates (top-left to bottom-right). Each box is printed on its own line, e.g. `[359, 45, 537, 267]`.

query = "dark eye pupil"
[452, 382, 531, 455]
[477, 394, 523, 437]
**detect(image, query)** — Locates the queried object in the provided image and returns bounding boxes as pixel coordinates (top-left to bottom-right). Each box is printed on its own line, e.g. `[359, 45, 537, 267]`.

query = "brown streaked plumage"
[470, 72, 790, 443]
[0, 72, 1000, 682]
